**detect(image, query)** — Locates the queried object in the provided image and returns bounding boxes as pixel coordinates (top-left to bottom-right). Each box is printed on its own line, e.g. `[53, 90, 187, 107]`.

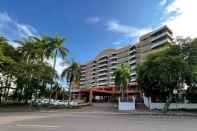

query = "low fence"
[118, 98, 135, 111]
[143, 96, 197, 110]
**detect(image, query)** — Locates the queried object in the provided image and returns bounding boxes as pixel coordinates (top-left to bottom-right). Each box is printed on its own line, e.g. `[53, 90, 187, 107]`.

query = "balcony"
[80, 81, 86, 84]
[97, 68, 108, 72]
[80, 77, 86, 80]
[130, 77, 136, 82]
[91, 66, 96, 70]
[129, 60, 136, 65]
[97, 77, 108, 81]
[81, 74, 86, 78]
[109, 56, 118, 61]
[130, 71, 137, 76]
[130, 54, 136, 60]
[151, 32, 172, 42]
[110, 61, 118, 65]
[97, 72, 107, 77]
[91, 71, 96, 75]
[91, 83, 96, 86]
[97, 82, 108, 86]
[131, 65, 136, 70]
[81, 65, 87, 70]
[98, 58, 108, 64]
[129, 49, 137, 55]
[81, 68, 86, 72]
[97, 63, 108, 68]
[151, 38, 172, 49]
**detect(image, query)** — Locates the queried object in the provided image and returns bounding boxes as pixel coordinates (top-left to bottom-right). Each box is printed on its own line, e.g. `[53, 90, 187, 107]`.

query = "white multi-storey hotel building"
[80, 26, 173, 89]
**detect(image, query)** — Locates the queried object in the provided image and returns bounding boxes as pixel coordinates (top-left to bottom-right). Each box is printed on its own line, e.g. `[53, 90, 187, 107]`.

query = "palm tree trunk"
[53, 49, 57, 74]
[121, 86, 124, 99]
[127, 87, 128, 101]
[63, 88, 65, 101]
[68, 83, 72, 106]
[55, 87, 58, 100]
[49, 49, 57, 104]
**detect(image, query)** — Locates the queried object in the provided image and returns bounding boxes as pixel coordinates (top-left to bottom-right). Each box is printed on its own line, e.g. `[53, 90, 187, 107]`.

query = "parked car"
[32, 99, 79, 107]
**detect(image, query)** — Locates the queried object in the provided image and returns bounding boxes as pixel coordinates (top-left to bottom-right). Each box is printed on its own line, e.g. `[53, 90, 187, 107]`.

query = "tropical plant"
[61, 61, 80, 105]
[137, 44, 192, 112]
[46, 35, 69, 102]
[0, 35, 69, 104]
[113, 64, 131, 99]
[181, 38, 197, 87]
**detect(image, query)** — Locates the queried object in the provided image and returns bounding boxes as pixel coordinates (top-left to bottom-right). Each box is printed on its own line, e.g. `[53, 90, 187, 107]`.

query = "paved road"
[0, 103, 197, 131]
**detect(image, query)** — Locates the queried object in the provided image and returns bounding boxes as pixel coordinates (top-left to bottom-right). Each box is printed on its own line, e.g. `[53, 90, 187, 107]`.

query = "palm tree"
[46, 35, 69, 102]
[31, 36, 53, 62]
[16, 37, 38, 64]
[61, 61, 80, 106]
[113, 64, 131, 99]
[50, 35, 68, 72]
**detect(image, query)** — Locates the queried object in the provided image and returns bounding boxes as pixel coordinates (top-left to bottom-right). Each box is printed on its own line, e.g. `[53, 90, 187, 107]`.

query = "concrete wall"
[143, 96, 197, 110]
[118, 98, 135, 111]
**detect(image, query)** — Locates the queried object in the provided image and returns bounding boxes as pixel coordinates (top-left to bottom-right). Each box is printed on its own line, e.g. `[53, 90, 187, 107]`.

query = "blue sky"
[0, 0, 196, 74]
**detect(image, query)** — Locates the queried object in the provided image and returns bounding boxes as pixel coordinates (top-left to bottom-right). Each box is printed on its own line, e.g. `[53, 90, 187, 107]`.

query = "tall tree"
[46, 35, 69, 102]
[113, 64, 131, 99]
[137, 44, 192, 112]
[61, 61, 80, 105]
[16, 37, 38, 64]
[0, 36, 18, 103]
[181, 38, 197, 86]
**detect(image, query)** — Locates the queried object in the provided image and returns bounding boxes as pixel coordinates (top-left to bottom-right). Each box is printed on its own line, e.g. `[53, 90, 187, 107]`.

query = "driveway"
[85, 103, 116, 112]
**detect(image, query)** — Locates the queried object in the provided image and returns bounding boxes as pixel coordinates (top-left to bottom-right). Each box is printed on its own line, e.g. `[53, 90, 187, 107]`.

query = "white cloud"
[0, 11, 38, 46]
[46, 57, 69, 76]
[8, 41, 20, 48]
[160, 0, 168, 6]
[162, 0, 197, 38]
[107, 20, 152, 38]
[85, 16, 101, 24]
[16, 24, 38, 37]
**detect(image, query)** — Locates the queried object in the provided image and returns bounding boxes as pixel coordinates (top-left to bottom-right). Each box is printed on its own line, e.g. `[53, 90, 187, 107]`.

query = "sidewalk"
[83, 103, 197, 117]
[115, 110, 197, 117]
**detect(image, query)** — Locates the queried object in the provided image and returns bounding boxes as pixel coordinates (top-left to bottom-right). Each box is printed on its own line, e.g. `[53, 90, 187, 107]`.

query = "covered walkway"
[73, 84, 139, 104]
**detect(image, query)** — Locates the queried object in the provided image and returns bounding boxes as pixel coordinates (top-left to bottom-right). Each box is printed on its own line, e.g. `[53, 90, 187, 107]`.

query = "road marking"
[15, 124, 60, 128]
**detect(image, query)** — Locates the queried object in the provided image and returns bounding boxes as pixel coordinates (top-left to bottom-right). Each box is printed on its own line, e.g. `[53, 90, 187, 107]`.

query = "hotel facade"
[80, 26, 173, 90]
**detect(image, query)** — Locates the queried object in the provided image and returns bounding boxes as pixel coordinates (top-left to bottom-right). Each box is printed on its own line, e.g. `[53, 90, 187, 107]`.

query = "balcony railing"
[97, 82, 108, 86]
[97, 63, 108, 68]
[129, 49, 137, 54]
[109, 56, 118, 60]
[130, 71, 137, 76]
[130, 54, 136, 60]
[151, 32, 172, 42]
[97, 77, 108, 81]
[129, 60, 136, 65]
[151, 38, 171, 49]
[110, 62, 118, 66]
[97, 72, 107, 77]
[131, 65, 136, 70]
[97, 68, 108, 72]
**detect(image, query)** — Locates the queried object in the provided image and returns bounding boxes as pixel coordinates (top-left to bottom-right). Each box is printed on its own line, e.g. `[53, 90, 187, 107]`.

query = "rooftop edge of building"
[81, 25, 172, 65]
[139, 25, 172, 41]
